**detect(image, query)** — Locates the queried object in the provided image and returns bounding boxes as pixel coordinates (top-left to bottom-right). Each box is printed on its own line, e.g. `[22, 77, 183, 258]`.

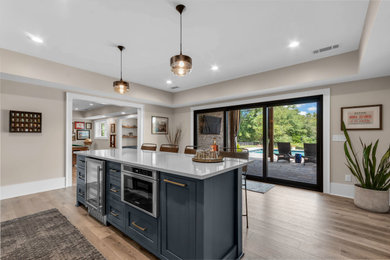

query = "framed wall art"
[341, 104, 382, 130]
[74, 121, 85, 129]
[9, 110, 42, 133]
[151, 116, 168, 134]
[77, 130, 90, 140]
[111, 123, 116, 134]
[86, 122, 92, 129]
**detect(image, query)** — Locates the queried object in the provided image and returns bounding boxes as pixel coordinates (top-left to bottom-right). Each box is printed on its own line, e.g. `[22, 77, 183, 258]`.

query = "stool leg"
[244, 175, 248, 228]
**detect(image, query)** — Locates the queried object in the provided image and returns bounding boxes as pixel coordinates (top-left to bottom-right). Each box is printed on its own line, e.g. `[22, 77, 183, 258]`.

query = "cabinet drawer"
[77, 155, 86, 168]
[125, 206, 158, 251]
[107, 198, 125, 230]
[77, 184, 86, 204]
[77, 167, 86, 183]
[107, 162, 121, 176]
[107, 181, 121, 200]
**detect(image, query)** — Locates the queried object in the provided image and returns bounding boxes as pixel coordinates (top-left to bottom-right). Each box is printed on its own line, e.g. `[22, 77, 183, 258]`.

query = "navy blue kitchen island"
[75, 149, 251, 260]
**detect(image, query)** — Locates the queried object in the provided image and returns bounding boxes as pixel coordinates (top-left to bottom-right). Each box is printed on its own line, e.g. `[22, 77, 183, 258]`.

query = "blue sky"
[295, 102, 317, 116]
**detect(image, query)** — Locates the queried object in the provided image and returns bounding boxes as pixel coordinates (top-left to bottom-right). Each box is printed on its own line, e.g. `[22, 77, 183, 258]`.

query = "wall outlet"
[345, 174, 352, 182]
[332, 134, 346, 142]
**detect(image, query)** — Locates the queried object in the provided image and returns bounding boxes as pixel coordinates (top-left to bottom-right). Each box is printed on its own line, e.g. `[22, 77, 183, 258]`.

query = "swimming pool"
[250, 148, 305, 156]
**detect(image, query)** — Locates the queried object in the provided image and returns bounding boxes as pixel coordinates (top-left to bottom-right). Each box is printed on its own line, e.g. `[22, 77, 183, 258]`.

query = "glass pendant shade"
[113, 80, 130, 94]
[113, 45, 130, 94]
[170, 54, 192, 76]
[170, 4, 192, 77]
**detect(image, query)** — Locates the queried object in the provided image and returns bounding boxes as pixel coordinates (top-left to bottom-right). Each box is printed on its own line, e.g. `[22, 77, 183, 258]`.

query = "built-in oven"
[121, 165, 158, 218]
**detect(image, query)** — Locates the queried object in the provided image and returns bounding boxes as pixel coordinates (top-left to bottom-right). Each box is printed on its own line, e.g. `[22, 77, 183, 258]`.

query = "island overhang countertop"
[75, 149, 253, 180]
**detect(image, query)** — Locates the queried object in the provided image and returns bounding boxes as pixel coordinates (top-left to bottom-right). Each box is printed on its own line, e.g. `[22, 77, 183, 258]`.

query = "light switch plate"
[332, 134, 346, 142]
[345, 174, 352, 182]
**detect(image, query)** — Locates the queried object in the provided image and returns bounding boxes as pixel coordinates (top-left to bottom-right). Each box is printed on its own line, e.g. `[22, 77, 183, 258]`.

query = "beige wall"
[143, 104, 174, 149]
[1, 80, 65, 186]
[330, 77, 390, 184]
[1, 48, 172, 106]
[173, 76, 390, 185]
[173, 51, 359, 107]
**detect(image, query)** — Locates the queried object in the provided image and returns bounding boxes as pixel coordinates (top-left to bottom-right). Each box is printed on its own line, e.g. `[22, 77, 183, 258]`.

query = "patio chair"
[219, 148, 250, 228]
[276, 142, 293, 163]
[141, 143, 157, 151]
[160, 144, 179, 153]
[184, 145, 197, 155]
[303, 143, 317, 165]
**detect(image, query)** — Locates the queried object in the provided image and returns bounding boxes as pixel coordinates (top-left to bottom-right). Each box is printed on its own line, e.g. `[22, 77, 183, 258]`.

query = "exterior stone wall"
[196, 111, 224, 149]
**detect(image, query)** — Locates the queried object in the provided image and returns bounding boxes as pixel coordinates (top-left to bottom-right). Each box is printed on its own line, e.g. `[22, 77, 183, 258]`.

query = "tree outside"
[238, 104, 317, 149]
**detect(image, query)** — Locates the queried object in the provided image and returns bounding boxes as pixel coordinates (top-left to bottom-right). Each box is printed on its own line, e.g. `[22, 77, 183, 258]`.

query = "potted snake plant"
[342, 121, 390, 213]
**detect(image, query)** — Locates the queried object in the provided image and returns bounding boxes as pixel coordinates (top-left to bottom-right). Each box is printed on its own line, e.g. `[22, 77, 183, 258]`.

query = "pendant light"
[113, 45, 130, 94]
[170, 4, 192, 76]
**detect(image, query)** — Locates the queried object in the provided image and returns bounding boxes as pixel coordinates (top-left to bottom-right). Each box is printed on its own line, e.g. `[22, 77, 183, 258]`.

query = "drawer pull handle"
[110, 211, 119, 217]
[164, 179, 186, 187]
[132, 221, 146, 231]
[110, 169, 120, 173]
[110, 188, 119, 193]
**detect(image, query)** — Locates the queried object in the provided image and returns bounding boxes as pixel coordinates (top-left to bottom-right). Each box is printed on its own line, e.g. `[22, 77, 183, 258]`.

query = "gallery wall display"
[151, 116, 168, 134]
[9, 110, 42, 133]
[341, 104, 382, 130]
[74, 121, 85, 129]
[77, 130, 90, 140]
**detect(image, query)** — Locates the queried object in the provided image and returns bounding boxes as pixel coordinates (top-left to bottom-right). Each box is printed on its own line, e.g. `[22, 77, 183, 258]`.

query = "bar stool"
[141, 143, 157, 151]
[160, 144, 179, 153]
[219, 148, 249, 228]
[184, 145, 197, 155]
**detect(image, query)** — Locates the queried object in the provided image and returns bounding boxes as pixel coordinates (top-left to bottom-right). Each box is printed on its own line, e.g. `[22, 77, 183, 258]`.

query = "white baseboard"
[330, 182, 355, 199]
[330, 182, 390, 205]
[1, 177, 66, 200]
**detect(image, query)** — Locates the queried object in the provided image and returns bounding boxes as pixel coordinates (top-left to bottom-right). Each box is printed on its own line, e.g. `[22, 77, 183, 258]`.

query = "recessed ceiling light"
[89, 103, 93, 106]
[25, 32, 44, 44]
[288, 40, 300, 48]
[166, 80, 172, 85]
[211, 65, 219, 71]
[75, 108, 79, 111]
[121, 112, 126, 115]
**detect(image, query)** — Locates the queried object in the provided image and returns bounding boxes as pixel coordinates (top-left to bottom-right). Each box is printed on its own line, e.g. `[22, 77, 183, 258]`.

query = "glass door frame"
[193, 95, 323, 192]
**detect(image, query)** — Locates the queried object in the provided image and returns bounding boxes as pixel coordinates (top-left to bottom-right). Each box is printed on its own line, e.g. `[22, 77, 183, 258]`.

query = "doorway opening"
[66, 93, 144, 187]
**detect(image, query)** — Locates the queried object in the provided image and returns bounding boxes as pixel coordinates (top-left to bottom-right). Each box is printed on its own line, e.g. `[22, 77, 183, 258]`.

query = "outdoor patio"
[246, 152, 317, 184]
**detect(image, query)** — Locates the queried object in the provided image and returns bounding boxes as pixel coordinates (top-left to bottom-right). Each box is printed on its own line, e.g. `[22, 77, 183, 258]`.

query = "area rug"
[245, 180, 275, 194]
[1, 208, 105, 260]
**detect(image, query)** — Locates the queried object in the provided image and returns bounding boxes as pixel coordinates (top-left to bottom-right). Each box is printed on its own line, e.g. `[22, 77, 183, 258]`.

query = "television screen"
[202, 115, 221, 134]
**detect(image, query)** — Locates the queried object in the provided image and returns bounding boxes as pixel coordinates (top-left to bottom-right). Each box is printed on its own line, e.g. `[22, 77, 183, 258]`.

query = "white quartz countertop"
[75, 149, 253, 180]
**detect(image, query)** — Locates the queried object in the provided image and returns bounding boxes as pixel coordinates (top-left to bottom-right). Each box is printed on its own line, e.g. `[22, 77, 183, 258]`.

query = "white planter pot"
[354, 185, 389, 213]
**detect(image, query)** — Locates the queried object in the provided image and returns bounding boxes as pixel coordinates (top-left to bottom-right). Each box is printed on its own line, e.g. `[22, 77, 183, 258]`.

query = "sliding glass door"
[265, 101, 320, 187]
[193, 95, 323, 191]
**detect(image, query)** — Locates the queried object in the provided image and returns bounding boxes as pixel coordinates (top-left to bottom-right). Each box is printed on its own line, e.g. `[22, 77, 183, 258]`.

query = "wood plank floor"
[1, 185, 389, 259]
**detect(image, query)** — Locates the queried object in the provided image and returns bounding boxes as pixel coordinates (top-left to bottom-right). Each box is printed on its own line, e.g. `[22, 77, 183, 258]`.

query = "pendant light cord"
[180, 12, 182, 55]
[120, 49, 123, 80]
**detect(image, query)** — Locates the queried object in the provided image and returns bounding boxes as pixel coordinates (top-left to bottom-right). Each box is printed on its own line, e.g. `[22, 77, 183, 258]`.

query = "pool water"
[250, 148, 305, 156]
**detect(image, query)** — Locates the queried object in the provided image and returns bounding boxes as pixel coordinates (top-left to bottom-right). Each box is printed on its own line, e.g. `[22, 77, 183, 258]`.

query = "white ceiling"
[0, 0, 369, 92]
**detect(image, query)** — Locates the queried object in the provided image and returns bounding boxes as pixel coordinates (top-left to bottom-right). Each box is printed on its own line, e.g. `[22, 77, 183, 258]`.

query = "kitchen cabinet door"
[160, 173, 196, 260]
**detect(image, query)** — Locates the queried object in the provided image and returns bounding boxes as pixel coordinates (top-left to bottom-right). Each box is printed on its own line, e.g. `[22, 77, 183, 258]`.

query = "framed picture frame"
[86, 122, 92, 129]
[151, 116, 168, 134]
[111, 123, 116, 134]
[77, 130, 90, 140]
[74, 121, 85, 130]
[341, 104, 382, 130]
[9, 110, 42, 133]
